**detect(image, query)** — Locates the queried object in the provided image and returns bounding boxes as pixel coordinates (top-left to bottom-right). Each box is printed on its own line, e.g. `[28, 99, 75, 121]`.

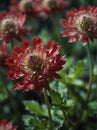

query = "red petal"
[61, 30, 77, 36]
[22, 40, 30, 48]
[32, 37, 44, 50]
[79, 6, 86, 11]
[60, 19, 73, 28]
[68, 34, 82, 43]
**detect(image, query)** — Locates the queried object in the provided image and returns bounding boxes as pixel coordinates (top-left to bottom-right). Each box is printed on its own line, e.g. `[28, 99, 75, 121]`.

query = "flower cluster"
[41, 0, 69, 17]
[0, 11, 30, 43]
[0, 119, 17, 130]
[10, 0, 41, 18]
[61, 6, 97, 45]
[6, 37, 66, 94]
[10, 0, 69, 19]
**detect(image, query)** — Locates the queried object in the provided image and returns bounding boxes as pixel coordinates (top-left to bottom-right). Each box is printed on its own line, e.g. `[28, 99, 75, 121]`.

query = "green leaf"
[59, 71, 72, 84]
[23, 115, 32, 126]
[29, 118, 48, 130]
[66, 99, 74, 107]
[23, 100, 47, 117]
[49, 90, 63, 106]
[69, 60, 85, 79]
[88, 101, 97, 116]
[49, 90, 74, 110]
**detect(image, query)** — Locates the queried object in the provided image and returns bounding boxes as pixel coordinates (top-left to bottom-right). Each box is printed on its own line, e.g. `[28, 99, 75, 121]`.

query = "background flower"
[0, 11, 30, 43]
[61, 6, 97, 45]
[0, 119, 17, 130]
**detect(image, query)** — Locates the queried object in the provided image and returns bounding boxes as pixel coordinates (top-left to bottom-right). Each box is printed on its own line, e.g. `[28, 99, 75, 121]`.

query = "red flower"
[38, 0, 69, 18]
[0, 42, 8, 68]
[6, 37, 66, 94]
[0, 119, 17, 130]
[60, 6, 97, 45]
[0, 11, 30, 43]
[10, 0, 42, 18]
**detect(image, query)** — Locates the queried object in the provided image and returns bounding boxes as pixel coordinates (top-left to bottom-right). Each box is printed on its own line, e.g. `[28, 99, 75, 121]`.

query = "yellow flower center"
[19, 0, 33, 12]
[75, 14, 95, 32]
[0, 17, 18, 35]
[27, 55, 43, 72]
[21, 50, 46, 74]
[43, 0, 57, 9]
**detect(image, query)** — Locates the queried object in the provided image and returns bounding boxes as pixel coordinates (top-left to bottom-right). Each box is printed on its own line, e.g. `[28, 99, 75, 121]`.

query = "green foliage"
[88, 101, 97, 116]
[69, 60, 86, 79]
[23, 115, 32, 126]
[50, 90, 74, 110]
[23, 115, 48, 130]
[23, 101, 64, 130]
[23, 100, 47, 117]
[29, 117, 48, 130]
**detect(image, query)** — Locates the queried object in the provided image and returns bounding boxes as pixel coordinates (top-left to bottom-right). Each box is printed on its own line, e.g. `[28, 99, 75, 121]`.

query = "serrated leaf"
[69, 60, 85, 79]
[29, 118, 48, 130]
[66, 99, 74, 107]
[88, 101, 97, 116]
[49, 90, 63, 106]
[60, 71, 72, 84]
[23, 115, 32, 126]
[23, 100, 47, 117]
[53, 119, 64, 130]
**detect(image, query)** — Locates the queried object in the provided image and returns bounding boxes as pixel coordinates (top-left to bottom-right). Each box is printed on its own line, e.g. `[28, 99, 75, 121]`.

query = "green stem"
[75, 43, 93, 129]
[62, 110, 70, 127]
[44, 89, 53, 130]
[11, 38, 14, 51]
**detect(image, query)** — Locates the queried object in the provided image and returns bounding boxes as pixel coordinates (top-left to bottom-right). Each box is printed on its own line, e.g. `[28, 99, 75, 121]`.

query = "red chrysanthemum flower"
[0, 119, 17, 130]
[0, 11, 30, 43]
[6, 37, 66, 94]
[10, 0, 42, 18]
[60, 6, 97, 45]
[0, 42, 8, 68]
[38, 0, 69, 18]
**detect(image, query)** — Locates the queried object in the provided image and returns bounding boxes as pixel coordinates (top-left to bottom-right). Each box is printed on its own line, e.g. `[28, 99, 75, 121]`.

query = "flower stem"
[44, 89, 53, 130]
[75, 43, 93, 128]
[11, 38, 14, 50]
